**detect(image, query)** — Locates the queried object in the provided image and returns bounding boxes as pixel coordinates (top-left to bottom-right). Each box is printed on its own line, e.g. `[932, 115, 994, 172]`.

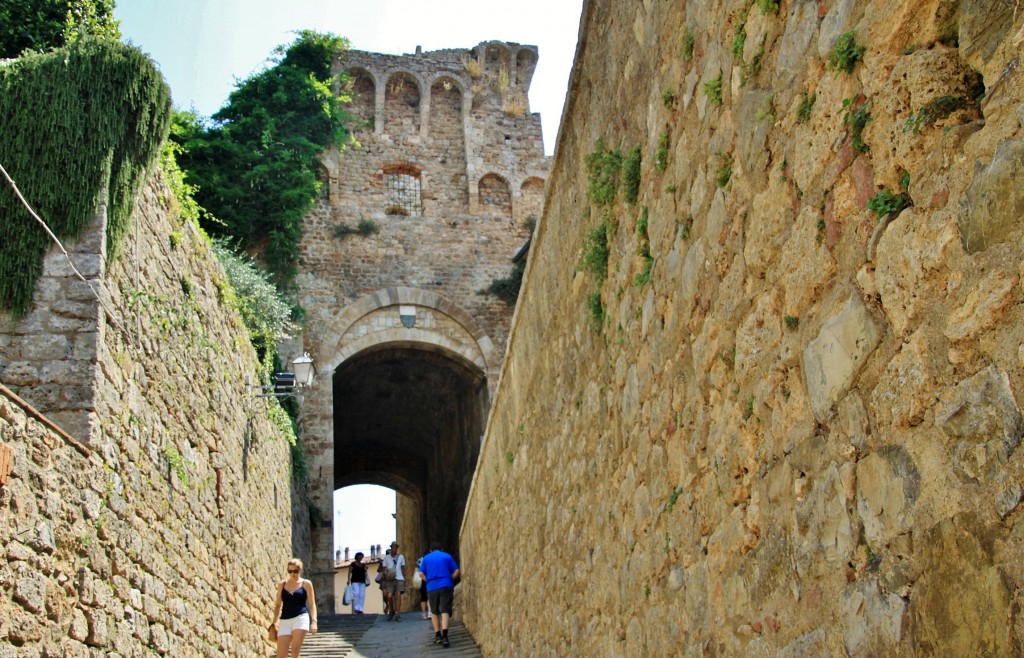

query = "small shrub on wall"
[212, 241, 295, 369]
[480, 260, 527, 305]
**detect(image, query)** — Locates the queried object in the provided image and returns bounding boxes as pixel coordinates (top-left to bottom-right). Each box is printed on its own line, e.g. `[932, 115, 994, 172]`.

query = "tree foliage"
[172, 30, 353, 294]
[0, 0, 119, 58]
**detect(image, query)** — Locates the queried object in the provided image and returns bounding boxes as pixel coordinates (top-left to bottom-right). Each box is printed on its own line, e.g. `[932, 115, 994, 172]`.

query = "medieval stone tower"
[294, 41, 550, 608]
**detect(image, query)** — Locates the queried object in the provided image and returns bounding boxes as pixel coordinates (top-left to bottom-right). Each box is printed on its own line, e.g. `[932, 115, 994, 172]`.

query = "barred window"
[384, 171, 421, 216]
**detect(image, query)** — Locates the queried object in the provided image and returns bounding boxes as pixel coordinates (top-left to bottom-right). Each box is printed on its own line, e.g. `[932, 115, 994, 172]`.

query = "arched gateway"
[297, 288, 500, 610]
[294, 41, 549, 610]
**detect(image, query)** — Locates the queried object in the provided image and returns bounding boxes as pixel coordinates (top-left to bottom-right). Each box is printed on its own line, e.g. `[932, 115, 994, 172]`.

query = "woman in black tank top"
[270, 558, 318, 657]
[348, 551, 370, 613]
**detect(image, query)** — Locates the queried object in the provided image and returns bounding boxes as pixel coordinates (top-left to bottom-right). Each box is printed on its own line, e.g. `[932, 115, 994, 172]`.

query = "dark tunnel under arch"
[332, 344, 487, 562]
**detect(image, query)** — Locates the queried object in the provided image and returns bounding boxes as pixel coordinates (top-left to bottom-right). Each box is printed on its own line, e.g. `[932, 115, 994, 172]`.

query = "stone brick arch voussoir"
[484, 42, 511, 77]
[319, 287, 497, 380]
[517, 175, 545, 223]
[384, 70, 423, 135]
[427, 73, 466, 97]
[514, 47, 538, 87]
[478, 172, 512, 218]
[343, 66, 377, 124]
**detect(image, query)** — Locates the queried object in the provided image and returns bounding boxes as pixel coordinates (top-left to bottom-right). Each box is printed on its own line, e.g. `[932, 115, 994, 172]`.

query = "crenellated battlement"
[327, 42, 548, 222]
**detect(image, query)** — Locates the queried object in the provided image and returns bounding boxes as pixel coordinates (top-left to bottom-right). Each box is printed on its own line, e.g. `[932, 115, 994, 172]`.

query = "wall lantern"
[399, 305, 416, 329]
[291, 352, 316, 388]
[251, 353, 316, 398]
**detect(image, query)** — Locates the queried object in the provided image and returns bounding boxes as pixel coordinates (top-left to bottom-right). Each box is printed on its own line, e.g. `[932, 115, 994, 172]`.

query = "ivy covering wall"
[0, 37, 172, 315]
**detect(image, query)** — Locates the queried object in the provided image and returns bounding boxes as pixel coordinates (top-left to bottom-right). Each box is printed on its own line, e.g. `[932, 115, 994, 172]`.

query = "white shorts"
[278, 613, 310, 636]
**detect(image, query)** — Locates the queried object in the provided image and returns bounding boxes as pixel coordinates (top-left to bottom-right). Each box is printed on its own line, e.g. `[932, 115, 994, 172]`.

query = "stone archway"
[300, 287, 496, 612]
[332, 344, 486, 571]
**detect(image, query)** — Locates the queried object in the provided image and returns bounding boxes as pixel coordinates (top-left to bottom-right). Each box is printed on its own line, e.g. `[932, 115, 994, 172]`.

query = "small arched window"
[384, 165, 421, 216]
[344, 67, 376, 129]
[479, 173, 512, 218]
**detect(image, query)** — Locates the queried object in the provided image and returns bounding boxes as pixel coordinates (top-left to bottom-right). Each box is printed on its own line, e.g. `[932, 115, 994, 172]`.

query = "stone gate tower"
[293, 41, 550, 609]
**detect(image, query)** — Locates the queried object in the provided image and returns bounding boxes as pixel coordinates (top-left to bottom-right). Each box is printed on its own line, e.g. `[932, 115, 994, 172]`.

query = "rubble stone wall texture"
[461, 1, 1024, 656]
[0, 173, 298, 657]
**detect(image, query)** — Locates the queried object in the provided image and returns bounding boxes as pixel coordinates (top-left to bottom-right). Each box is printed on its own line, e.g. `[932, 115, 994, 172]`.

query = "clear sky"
[113, 0, 583, 557]
[114, 0, 584, 155]
[332, 484, 397, 559]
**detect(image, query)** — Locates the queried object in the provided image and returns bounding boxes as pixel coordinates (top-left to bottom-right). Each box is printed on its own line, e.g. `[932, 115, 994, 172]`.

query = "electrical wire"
[0, 159, 135, 348]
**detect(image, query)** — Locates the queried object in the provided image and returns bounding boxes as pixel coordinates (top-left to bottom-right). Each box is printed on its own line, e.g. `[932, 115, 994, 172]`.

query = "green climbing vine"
[0, 37, 172, 315]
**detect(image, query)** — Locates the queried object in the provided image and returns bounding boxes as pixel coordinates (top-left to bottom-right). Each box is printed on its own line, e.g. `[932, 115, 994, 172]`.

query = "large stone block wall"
[1, 172, 300, 657]
[0, 196, 109, 445]
[462, 0, 1024, 656]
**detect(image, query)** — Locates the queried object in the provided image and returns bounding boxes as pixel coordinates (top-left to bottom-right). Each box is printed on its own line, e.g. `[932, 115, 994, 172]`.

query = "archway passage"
[332, 345, 487, 564]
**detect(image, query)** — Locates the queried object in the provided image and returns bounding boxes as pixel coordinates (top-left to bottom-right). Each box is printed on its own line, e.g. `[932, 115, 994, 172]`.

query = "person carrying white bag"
[345, 552, 371, 613]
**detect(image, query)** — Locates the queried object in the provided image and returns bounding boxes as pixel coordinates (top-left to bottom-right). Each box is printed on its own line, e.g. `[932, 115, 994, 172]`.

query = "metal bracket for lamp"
[250, 353, 316, 398]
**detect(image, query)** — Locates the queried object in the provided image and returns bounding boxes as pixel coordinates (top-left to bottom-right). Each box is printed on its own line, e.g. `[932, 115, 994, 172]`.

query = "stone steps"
[295, 613, 483, 657]
[294, 614, 375, 656]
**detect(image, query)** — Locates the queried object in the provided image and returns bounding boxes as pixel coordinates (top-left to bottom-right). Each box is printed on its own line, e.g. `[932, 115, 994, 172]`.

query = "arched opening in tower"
[332, 346, 487, 565]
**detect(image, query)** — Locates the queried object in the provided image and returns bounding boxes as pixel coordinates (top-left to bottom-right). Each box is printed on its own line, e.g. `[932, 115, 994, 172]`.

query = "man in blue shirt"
[417, 542, 461, 648]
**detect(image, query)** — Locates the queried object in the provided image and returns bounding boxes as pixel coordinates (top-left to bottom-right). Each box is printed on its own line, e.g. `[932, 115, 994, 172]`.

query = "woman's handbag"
[267, 623, 278, 642]
[342, 583, 354, 606]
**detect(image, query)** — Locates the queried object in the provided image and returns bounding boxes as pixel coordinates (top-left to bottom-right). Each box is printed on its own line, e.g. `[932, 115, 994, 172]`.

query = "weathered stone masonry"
[297, 41, 549, 610]
[1, 173, 300, 657]
[462, 0, 1024, 656]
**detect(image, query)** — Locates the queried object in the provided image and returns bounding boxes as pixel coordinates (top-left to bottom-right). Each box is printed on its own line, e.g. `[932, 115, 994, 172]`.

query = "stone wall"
[461, 0, 1024, 656]
[0, 172, 301, 657]
[0, 193, 110, 446]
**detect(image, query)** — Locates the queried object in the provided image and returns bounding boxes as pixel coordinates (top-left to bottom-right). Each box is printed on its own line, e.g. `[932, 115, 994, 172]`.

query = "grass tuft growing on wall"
[633, 206, 654, 286]
[622, 145, 642, 205]
[585, 139, 624, 207]
[703, 73, 723, 106]
[0, 38, 172, 315]
[828, 31, 865, 74]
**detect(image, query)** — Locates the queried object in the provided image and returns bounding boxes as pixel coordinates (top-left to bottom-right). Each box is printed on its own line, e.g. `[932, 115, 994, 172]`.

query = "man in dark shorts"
[417, 542, 460, 648]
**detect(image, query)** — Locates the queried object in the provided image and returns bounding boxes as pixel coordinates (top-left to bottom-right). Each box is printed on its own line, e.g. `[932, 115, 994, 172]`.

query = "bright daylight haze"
[114, 0, 584, 559]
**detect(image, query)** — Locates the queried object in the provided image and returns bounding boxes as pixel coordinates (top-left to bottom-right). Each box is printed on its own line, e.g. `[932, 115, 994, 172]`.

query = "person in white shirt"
[381, 541, 406, 621]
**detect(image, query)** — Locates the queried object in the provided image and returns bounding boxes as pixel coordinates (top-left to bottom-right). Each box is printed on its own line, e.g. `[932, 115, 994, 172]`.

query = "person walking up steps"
[415, 557, 429, 620]
[348, 552, 370, 614]
[418, 542, 461, 648]
[381, 541, 406, 621]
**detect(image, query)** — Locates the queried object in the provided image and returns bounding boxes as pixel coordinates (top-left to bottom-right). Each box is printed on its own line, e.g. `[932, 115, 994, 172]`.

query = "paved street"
[291, 613, 483, 657]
